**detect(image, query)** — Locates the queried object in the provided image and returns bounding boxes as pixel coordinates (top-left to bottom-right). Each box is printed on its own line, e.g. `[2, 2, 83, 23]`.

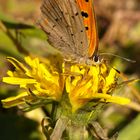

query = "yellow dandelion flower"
[66, 63, 130, 112]
[2, 56, 63, 108]
[2, 56, 130, 112]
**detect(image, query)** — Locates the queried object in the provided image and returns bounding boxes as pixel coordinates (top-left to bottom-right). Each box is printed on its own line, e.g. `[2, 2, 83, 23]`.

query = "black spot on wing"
[81, 11, 88, 18]
[85, 26, 89, 30]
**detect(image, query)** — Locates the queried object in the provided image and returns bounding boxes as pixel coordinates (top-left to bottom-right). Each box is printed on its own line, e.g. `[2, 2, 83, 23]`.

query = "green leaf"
[1, 20, 35, 30]
[118, 114, 140, 140]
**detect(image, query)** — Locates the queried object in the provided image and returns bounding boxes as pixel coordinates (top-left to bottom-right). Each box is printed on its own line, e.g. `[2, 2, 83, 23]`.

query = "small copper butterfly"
[39, 0, 99, 65]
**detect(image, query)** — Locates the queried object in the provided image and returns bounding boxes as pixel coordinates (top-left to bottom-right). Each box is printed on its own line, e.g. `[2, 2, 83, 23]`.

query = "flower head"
[66, 63, 130, 112]
[2, 56, 63, 108]
[2, 56, 130, 112]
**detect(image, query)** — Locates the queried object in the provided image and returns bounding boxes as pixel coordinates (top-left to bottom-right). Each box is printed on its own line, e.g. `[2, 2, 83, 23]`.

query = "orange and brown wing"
[76, 0, 99, 57]
[39, 0, 98, 60]
[39, 0, 89, 59]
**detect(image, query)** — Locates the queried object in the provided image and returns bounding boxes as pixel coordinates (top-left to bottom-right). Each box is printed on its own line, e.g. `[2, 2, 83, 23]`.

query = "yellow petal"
[7, 57, 28, 72]
[103, 68, 117, 93]
[1, 91, 28, 108]
[3, 77, 37, 85]
[7, 70, 14, 76]
[79, 93, 130, 105]
[1, 90, 42, 108]
[105, 96, 130, 105]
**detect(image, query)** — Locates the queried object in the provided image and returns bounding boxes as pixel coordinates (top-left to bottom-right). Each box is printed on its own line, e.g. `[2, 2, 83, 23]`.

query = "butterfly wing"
[39, 0, 75, 58]
[76, 0, 99, 58]
[39, 0, 98, 60]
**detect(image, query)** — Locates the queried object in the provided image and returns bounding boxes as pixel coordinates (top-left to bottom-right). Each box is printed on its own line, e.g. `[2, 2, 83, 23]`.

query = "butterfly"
[39, 0, 99, 65]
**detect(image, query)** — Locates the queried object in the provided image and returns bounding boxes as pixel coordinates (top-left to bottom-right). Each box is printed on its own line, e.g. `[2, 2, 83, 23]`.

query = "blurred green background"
[0, 0, 140, 139]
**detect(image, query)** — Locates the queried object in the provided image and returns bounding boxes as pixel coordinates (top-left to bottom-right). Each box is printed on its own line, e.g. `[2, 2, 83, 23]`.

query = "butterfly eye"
[93, 55, 99, 63]
[86, 55, 100, 65]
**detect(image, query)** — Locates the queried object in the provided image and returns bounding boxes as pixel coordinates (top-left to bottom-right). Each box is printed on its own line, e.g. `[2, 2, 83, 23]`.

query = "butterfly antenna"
[100, 53, 136, 63]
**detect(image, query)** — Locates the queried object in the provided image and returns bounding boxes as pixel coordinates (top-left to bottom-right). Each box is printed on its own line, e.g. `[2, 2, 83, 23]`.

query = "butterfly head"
[85, 54, 103, 66]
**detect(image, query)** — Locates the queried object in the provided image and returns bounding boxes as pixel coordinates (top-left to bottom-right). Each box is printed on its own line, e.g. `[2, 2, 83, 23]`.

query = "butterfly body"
[39, 0, 99, 65]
